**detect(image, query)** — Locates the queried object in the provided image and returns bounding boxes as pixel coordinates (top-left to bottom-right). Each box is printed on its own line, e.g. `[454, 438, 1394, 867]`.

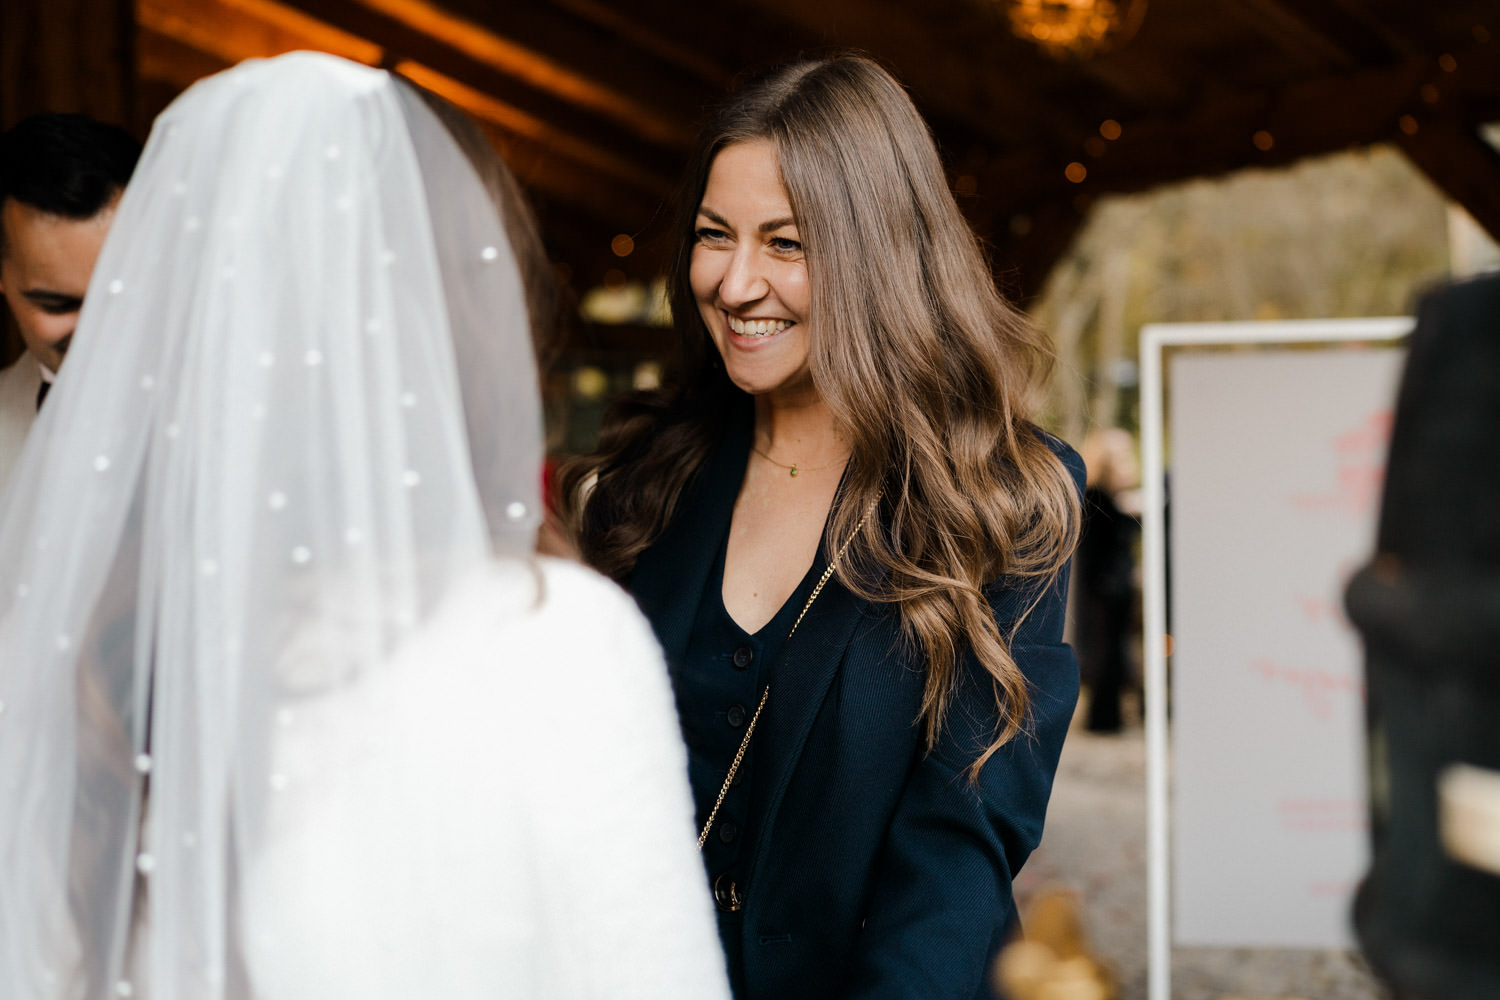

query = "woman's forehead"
[698, 141, 794, 224]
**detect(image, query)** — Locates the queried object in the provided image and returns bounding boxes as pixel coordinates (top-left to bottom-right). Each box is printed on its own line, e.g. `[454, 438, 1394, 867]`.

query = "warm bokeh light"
[611, 233, 636, 257]
[1007, 0, 1148, 58]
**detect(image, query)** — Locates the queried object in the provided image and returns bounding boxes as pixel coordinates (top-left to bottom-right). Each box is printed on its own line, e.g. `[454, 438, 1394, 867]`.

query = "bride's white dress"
[238, 557, 729, 999]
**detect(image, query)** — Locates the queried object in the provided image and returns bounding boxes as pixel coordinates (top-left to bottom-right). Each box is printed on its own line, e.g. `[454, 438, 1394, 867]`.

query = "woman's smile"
[725, 314, 793, 338]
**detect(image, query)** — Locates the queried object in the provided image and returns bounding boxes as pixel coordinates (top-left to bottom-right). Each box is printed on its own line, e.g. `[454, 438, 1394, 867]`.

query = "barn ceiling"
[7, 0, 1495, 321]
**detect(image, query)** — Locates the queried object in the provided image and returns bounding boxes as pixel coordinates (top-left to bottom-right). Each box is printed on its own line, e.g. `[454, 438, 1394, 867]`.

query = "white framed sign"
[1140, 319, 1410, 1000]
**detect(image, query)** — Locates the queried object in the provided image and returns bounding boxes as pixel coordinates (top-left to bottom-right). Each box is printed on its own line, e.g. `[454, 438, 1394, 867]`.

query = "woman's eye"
[695, 226, 729, 245]
[769, 236, 802, 254]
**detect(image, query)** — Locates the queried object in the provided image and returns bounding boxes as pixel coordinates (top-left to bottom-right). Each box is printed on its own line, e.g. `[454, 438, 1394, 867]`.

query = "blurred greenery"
[1031, 143, 1471, 445]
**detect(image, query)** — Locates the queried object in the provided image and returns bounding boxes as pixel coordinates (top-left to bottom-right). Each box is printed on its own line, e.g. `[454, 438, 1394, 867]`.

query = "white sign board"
[1170, 346, 1404, 946]
[1140, 320, 1410, 1000]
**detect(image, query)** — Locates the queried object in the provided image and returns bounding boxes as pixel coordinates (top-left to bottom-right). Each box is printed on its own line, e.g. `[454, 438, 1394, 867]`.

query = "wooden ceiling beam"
[276, 0, 689, 165]
[137, 0, 379, 70]
[1219, 0, 1362, 70]
[541, 0, 733, 90]
[138, 0, 681, 198]
[135, 23, 669, 240]
[1313, 0, 1427, 59]
[390, 61, 675, 197]
[318, 0, 702, 147]
[1396, 120, 1500, 244]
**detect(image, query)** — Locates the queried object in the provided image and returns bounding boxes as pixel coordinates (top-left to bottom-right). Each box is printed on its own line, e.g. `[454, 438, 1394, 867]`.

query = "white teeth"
[728, 316, 791, 337]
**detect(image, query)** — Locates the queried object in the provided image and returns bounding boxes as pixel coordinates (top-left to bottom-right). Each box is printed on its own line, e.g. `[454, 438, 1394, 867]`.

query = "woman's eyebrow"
[694, 206, 796, 234]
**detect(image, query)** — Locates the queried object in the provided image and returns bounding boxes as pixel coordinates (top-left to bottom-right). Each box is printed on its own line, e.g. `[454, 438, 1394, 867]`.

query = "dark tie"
[35, 379, 51, 411]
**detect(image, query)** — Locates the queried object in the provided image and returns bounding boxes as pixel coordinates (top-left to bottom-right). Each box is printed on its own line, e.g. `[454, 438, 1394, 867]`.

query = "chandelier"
[1007, 0, 1147, 58]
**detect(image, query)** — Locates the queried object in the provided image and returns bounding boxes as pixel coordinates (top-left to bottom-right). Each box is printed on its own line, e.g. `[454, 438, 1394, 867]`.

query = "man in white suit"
[0, 113, 140, 487]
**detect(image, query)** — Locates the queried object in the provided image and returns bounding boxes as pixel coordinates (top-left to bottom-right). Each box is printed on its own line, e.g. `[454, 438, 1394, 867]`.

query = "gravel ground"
[1013, 704, 1390, 1000]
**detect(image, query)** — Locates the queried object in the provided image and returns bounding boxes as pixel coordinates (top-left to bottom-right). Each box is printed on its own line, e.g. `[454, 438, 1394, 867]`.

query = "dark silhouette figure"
[1075, 429, 1141, 733]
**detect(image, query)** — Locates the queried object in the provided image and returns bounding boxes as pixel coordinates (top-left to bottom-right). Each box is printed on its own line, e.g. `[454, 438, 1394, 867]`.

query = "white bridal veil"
[0, 53, 555, 997]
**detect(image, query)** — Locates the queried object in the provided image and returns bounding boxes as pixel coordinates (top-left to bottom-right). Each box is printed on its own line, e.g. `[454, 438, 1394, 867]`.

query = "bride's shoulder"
[434, 557, 659, 659]
[534, 554, 633, 601]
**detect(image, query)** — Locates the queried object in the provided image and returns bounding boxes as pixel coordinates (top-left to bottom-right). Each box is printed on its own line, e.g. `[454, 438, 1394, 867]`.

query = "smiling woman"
[559, 54, 1083, 1000]
[689, 140, 812, 402]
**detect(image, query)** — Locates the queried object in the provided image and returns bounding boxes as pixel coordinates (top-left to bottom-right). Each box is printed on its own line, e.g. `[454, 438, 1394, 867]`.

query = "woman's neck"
[752, 392, 845, 466]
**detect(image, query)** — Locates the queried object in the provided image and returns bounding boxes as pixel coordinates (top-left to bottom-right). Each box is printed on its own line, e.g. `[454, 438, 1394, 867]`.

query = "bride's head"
[0, 52, 549, 997]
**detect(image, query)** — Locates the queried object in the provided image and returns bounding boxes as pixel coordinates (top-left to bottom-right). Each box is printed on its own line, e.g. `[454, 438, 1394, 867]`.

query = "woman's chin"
[726, 367, 817, 402]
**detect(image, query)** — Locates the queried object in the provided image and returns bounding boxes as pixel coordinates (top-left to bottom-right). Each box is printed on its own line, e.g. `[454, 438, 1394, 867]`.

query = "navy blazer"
[625, 411, 1083, 1000]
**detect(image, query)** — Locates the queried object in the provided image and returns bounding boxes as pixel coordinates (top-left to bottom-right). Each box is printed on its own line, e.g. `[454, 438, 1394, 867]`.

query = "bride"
[0, 52, 729, 1000]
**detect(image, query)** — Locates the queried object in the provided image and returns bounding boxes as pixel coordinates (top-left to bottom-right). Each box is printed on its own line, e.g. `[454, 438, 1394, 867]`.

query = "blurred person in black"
[1075, 428, 1142, 733]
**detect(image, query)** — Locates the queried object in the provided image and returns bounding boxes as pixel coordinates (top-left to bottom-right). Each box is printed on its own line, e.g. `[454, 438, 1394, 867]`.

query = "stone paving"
[1013, 711, 1390, 1000]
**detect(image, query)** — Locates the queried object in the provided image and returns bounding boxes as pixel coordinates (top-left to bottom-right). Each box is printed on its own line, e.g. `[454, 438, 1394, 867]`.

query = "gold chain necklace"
[750, 444, 848, 478]
[697, 495, 878, 851]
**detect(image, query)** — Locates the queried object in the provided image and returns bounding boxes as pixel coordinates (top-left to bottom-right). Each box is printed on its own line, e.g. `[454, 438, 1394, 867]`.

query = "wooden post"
[0, 0, 136, 129]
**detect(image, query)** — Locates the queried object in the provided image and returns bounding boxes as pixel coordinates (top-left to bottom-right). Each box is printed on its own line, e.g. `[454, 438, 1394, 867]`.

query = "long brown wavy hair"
[557, 55, 1080, 770]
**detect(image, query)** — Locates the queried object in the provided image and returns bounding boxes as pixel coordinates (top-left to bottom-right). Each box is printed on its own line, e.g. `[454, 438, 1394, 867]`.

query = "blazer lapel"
[751, 572, 870, 868]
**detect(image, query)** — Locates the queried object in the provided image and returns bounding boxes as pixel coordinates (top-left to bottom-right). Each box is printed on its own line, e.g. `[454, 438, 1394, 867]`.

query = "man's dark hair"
[0, 113, 142, 256]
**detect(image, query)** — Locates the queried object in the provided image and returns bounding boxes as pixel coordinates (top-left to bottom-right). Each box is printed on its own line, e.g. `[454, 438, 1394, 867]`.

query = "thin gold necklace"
[751, 444, 848, 478]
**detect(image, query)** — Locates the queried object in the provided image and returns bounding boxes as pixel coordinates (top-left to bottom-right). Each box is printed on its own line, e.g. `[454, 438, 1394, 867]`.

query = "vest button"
[713, 872, 743, 912]
[732, 646, 754, 669]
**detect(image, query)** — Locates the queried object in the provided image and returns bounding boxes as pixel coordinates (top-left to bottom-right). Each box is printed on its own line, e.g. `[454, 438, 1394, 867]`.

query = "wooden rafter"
[316, 0, 701, 147]
[1219, 0, 1362, 70]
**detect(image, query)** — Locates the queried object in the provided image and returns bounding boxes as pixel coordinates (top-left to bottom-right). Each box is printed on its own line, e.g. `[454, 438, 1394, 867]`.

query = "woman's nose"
[718, 246, 769, 307]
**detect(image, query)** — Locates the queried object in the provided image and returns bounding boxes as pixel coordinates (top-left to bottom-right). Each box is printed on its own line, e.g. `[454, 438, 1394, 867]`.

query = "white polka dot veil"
[0, 53, 543, 998]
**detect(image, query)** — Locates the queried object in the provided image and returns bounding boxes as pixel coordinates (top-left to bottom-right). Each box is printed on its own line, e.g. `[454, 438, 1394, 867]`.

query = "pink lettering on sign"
[1250, 659, 1363, 719]
[1292, 409, 1394, 516]
[1296, 594, 1351, 629]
